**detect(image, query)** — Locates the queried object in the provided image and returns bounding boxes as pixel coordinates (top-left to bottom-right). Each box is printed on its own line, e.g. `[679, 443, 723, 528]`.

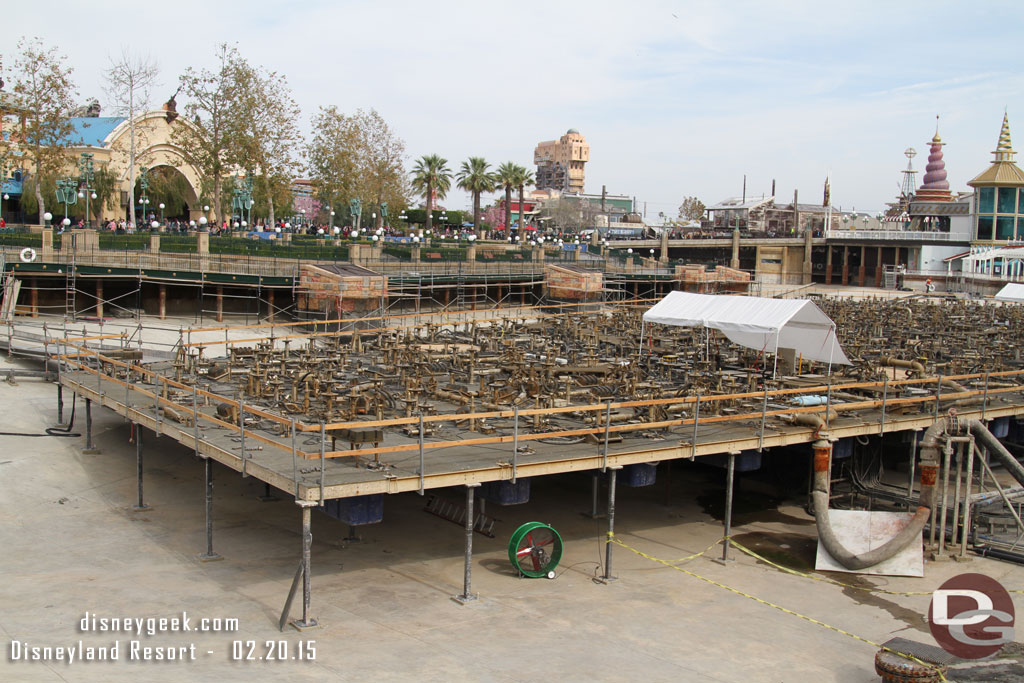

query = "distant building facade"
[706, 187, 837, 235]
[534, 129, 589, 193]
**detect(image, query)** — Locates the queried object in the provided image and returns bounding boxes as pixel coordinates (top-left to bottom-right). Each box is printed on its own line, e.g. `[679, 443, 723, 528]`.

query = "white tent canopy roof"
[995, 283, 1024, 302]
[642, 291, 851, 365]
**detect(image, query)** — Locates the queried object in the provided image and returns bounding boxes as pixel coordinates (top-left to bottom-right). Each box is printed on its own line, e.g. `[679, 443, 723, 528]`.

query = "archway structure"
[65, 108, 205, 224]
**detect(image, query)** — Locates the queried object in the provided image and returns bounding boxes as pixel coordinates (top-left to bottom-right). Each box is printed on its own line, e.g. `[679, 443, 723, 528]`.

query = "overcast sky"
[5, 1, 1023, 218]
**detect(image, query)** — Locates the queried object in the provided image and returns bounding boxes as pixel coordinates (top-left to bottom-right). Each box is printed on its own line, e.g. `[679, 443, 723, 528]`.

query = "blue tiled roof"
[61, 117, 126, 147]
[2, 177, 23, 195]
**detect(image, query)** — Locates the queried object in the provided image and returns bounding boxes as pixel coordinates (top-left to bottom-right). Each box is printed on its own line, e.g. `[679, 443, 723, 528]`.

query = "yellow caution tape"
[608, 536, 947, 680]
[727, 539, 934, 596]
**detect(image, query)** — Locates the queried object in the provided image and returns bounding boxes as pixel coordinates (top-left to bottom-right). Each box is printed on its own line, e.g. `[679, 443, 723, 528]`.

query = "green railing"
[159, 235, 199, 254]
[420, 247, 467, 262]
[476, 248, 534, 262]
[0, 231, 43, 248]
[97, 234, 149, 251]
[209, 239, 350, 261]
[382, 245, 413, 261]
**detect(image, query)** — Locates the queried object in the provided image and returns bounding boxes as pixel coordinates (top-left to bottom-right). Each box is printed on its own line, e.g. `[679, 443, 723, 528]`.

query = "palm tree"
[495, 161, 518, 235]
[410, 154, 452, 235]
[456, 157, 496, 238]
[512, 165, 535, 234]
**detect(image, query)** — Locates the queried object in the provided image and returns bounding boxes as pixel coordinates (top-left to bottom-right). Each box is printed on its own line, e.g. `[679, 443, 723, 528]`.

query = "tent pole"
[772, 330, 779, 380]
[827, 325, 836, 378]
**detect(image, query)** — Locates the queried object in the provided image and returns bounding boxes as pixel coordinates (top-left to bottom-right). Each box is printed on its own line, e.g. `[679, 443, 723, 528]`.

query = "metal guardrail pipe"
[824, 230, 965, 242]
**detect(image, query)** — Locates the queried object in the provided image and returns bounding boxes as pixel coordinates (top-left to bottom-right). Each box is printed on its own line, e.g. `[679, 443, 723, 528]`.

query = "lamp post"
[77, 153, 96, 228]
[55, 178, 77, 223]
[231, 173, 253, 227]
[138, 166, 150, 226]
[159, 202, 165, 226]
[329, 210, 336, 233]
[0, 159, 7, 223]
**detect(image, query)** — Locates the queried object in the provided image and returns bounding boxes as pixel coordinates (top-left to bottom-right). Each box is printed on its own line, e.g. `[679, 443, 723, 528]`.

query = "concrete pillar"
[41, 229, 53, 260]
[802, 229, 813, 284]
[197, 231, 209, 254]
[754, 245, 762, 280]
[30, 278, 38, 317]
[536, 246, 545, 262]
[858, 246, 866, 286]
[268, 289, 275, 323]
[350, 243, 362, 263]
[842, 246, 849, 285]
[874, 247, 883, 287]
[150, 234, 160, 252]
[96, 281, 104, 318]
[73, 228, 99, 253]
[216, 286, 224, 323]
[159, 284, 167, 320]
[730, 228, 740, 269]
[412, 245, 421, 262]
[825, 245, 833, 284]
[661, 229, 670, 263]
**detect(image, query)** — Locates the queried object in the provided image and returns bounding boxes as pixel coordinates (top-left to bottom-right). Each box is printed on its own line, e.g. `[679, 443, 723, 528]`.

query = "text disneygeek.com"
[8, 612, 316, 664]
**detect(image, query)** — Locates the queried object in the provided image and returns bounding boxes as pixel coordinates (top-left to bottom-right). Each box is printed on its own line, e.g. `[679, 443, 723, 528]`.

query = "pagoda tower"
[968, 112, 1024, 242]
[915, 116, 952, 202]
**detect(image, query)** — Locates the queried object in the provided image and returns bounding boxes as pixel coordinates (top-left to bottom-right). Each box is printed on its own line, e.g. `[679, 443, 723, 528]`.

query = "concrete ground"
[2, 361, 1024, 682]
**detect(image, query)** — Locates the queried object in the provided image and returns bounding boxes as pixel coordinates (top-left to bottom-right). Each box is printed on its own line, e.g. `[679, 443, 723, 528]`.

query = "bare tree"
[104, 49, 159, 229]
[10, 37, 78, 224]
[173, 44, 238, 225]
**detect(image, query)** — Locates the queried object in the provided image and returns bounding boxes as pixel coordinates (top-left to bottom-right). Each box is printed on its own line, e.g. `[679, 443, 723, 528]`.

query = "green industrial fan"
[508, 522, 563, 578]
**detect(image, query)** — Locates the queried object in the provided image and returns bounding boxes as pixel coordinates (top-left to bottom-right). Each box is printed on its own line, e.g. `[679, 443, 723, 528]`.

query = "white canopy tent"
[642, 292, 851, 371]
[994, 283, 1024, 302]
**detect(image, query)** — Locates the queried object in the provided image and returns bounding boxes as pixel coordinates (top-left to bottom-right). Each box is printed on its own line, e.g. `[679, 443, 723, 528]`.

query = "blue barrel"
[833, 437, 854, 459]
[320, 494, 384, 526]
[622, 463, 658, 487]
[480, 478, 531, 505]
[703, 450, 762, 472]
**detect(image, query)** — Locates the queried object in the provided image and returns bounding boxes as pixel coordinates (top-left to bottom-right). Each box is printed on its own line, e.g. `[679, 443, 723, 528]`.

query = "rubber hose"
[813, 439, 936, 570]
